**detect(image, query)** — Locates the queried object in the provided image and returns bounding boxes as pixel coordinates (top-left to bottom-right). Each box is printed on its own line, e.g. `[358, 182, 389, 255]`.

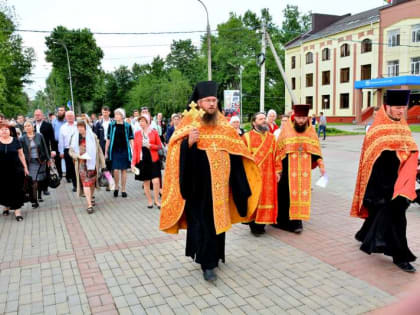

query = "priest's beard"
[57, 113, 65, 121]
[294, 122, 308, 133]
[202, 111, 218, 126]
[255, 124, 269, 133]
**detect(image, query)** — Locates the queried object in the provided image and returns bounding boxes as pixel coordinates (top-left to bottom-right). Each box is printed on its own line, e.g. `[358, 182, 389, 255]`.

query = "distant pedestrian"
[69, 119, 105, 214]
[311, 114, 317, 128]
[0, 122, 29, 221]
[229, 116, 244, 136]
[52, 106, 66, 178]
[267, 109, 278, 134]
[132, 115, 162, 208]
[105, 108, 134, 198]
[365, 106, 380, 133]
[20, 121, 50, 208]
[59, 111, 78, 191]
[318, 112, 327, 140]
[165, 114, 181, 143]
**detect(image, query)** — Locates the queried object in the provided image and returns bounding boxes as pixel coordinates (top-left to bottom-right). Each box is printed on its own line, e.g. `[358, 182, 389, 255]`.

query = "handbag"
[48, 159, 61, 189]
[23, 175, 35, 203]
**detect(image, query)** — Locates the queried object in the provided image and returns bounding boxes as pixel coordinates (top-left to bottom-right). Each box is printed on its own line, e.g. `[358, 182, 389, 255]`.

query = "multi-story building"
[284, 0, 420, 123]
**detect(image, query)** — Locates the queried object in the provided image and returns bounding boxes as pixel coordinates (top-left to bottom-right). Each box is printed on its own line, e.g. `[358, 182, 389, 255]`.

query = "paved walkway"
[1, 135, 420, 314]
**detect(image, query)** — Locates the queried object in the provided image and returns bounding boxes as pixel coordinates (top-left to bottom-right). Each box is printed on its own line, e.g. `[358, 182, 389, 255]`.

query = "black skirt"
[135, 147, 161, 181]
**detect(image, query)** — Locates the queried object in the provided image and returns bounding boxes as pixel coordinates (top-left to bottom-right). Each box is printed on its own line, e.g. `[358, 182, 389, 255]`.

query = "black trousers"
[64, 149, 76, 188]
[54, 141, 62, 178]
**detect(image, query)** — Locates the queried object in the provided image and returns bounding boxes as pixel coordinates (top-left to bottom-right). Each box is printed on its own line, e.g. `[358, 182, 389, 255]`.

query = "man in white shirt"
[59, 111, 77, 191]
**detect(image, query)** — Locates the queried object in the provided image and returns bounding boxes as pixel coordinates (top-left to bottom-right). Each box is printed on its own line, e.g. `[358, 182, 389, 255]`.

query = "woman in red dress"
[267, 109, 279, 134]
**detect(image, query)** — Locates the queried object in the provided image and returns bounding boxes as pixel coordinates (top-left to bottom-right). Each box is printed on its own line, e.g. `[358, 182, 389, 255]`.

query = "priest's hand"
[320, 167, 326, 176]
[276, 173, 281, 183]
[188, 128, 199, 148]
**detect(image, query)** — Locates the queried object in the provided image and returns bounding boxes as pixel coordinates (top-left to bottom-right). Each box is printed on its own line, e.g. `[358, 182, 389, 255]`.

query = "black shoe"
[154, 202, 161, 209]
[87, 207, 94, 214]
[203, 269, 217, 282]
[250, 229, 265, 236]
[395, 262, 416, 273]
[147, 204, 153, 209]
[38, 198, 44, 203]
[32, 203, 39, 208]
[72, 187, 77, 192]
[121, 192, 127, 198]
[15, 215, 23, 222]
[43, 190, 50, 196]
[3, 210, 9, 216]
[114, 190, 119, 197]
[66, 178, 72, 183]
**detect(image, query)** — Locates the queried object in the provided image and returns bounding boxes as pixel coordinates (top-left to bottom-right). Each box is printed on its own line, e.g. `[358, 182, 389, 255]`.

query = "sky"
[8, 0, 386, 99]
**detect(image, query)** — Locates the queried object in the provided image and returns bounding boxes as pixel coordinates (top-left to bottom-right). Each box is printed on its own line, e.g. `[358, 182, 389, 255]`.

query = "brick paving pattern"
[0, 134, 419, 314]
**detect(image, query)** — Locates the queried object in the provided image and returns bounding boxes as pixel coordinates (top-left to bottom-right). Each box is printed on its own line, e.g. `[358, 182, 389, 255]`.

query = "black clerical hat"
[293, 104, 310, 117]
[385, 90, 410, 106]
[188, 81, 219, 108]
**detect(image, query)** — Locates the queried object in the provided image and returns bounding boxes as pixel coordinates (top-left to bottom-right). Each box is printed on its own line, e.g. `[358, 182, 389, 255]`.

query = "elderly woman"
[0, 122, 29, 221]
[267, 109, 279, 134]
[20, 121, 50, 208]
[69, 119, 105, 214]
[132, 115, 162, 208]
[105, 108, 134, 198]
[229, 116, 244, 136]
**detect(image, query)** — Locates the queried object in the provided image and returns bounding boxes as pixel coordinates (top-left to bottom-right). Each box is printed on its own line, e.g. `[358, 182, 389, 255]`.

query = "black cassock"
[355, 150, 416, 263]
[179, 139, 251, 270]
[276, 154, 321, 230]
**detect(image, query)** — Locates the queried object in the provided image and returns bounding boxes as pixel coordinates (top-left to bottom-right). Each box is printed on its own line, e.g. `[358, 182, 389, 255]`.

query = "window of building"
[322, 95, 330, 110]
[322, 48, 330, 61]
[322, 71, 330, 85]
[340, 68, 350, 83]
[361, 64, 372, 80]
[340, 44, 350, 57]
[411, 57, 420, 75]
[387, 60, 399, 77]
[340, 93, 350, 109]
[388, 29, 400, 47]
[306, 73, 313, 87]
[367, 91, 371, 107]
[291, 77, 296, 90]
[412, 24, 420, 43]
[361, 39, 372, 53]
[305, 52, 313, 64]
[306, 96, 313, 109]
[291, 56, 296, 69]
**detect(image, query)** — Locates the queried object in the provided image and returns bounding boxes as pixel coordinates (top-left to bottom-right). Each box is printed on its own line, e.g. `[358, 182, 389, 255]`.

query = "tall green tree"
[279, 5, 311, 45]
[0, 3, 35, 117]
[45, 26, 104, 113]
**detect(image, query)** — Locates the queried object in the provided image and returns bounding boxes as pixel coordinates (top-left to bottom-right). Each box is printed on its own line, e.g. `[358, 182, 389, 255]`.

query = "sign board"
[223, 90, 241, 118]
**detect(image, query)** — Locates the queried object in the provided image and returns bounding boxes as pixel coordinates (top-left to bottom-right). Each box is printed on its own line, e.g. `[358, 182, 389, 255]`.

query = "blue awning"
[355, 75, 420, 89]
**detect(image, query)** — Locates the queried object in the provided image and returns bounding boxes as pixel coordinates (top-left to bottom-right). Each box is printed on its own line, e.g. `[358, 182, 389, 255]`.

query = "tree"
[0, 3, 35, 117]
[45, 26, 104, 113]
[166, 39, 205, 85]
[279, 5, 311, 45]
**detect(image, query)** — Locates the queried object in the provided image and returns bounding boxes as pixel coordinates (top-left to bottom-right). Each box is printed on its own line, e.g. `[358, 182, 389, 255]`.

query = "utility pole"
[239, 65, 244, 124]
[197, 0, 212, 80]
[265, 32, 298, 104]
[259, 22, 266, 113]
[53, 40, 75, 112]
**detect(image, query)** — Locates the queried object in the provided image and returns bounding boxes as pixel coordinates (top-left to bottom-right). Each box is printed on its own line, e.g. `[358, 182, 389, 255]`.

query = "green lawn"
[410, 125, 420, 132]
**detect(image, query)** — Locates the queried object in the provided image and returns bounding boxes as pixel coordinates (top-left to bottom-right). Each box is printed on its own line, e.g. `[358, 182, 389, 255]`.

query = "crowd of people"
[0, 83, 417, 283]
[0, 105, 179, 219]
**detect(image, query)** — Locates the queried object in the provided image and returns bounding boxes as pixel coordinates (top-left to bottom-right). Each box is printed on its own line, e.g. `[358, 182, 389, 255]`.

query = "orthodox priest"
[351, 90, 418, 273]
[159, 81, 261, 281]
[243, 112, 281, 235]
[274, 105, 325, 233]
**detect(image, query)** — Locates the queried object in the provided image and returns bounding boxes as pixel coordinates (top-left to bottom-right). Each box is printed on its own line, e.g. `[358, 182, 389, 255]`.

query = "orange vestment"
[277, 120, 323, 220]
[159, 111, 262, 235]
[243, 130, 281, 224]
[350, 106, 418, 219]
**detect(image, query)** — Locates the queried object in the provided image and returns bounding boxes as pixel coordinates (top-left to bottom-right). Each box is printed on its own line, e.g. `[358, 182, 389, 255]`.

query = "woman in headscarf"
[267, 109, 279, 134]
[105, 108, 134, 198]
[229, 116, 244, 136]
[20, 121, 50, 208]
[132, 115, 162, 208]
[69, 119, 105, 214]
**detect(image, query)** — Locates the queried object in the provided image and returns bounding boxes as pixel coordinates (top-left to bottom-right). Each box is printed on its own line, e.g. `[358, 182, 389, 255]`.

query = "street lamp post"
[197, 0, 212, 81]
[53, 41, 75, 112]
[239, 65, 244, 124]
